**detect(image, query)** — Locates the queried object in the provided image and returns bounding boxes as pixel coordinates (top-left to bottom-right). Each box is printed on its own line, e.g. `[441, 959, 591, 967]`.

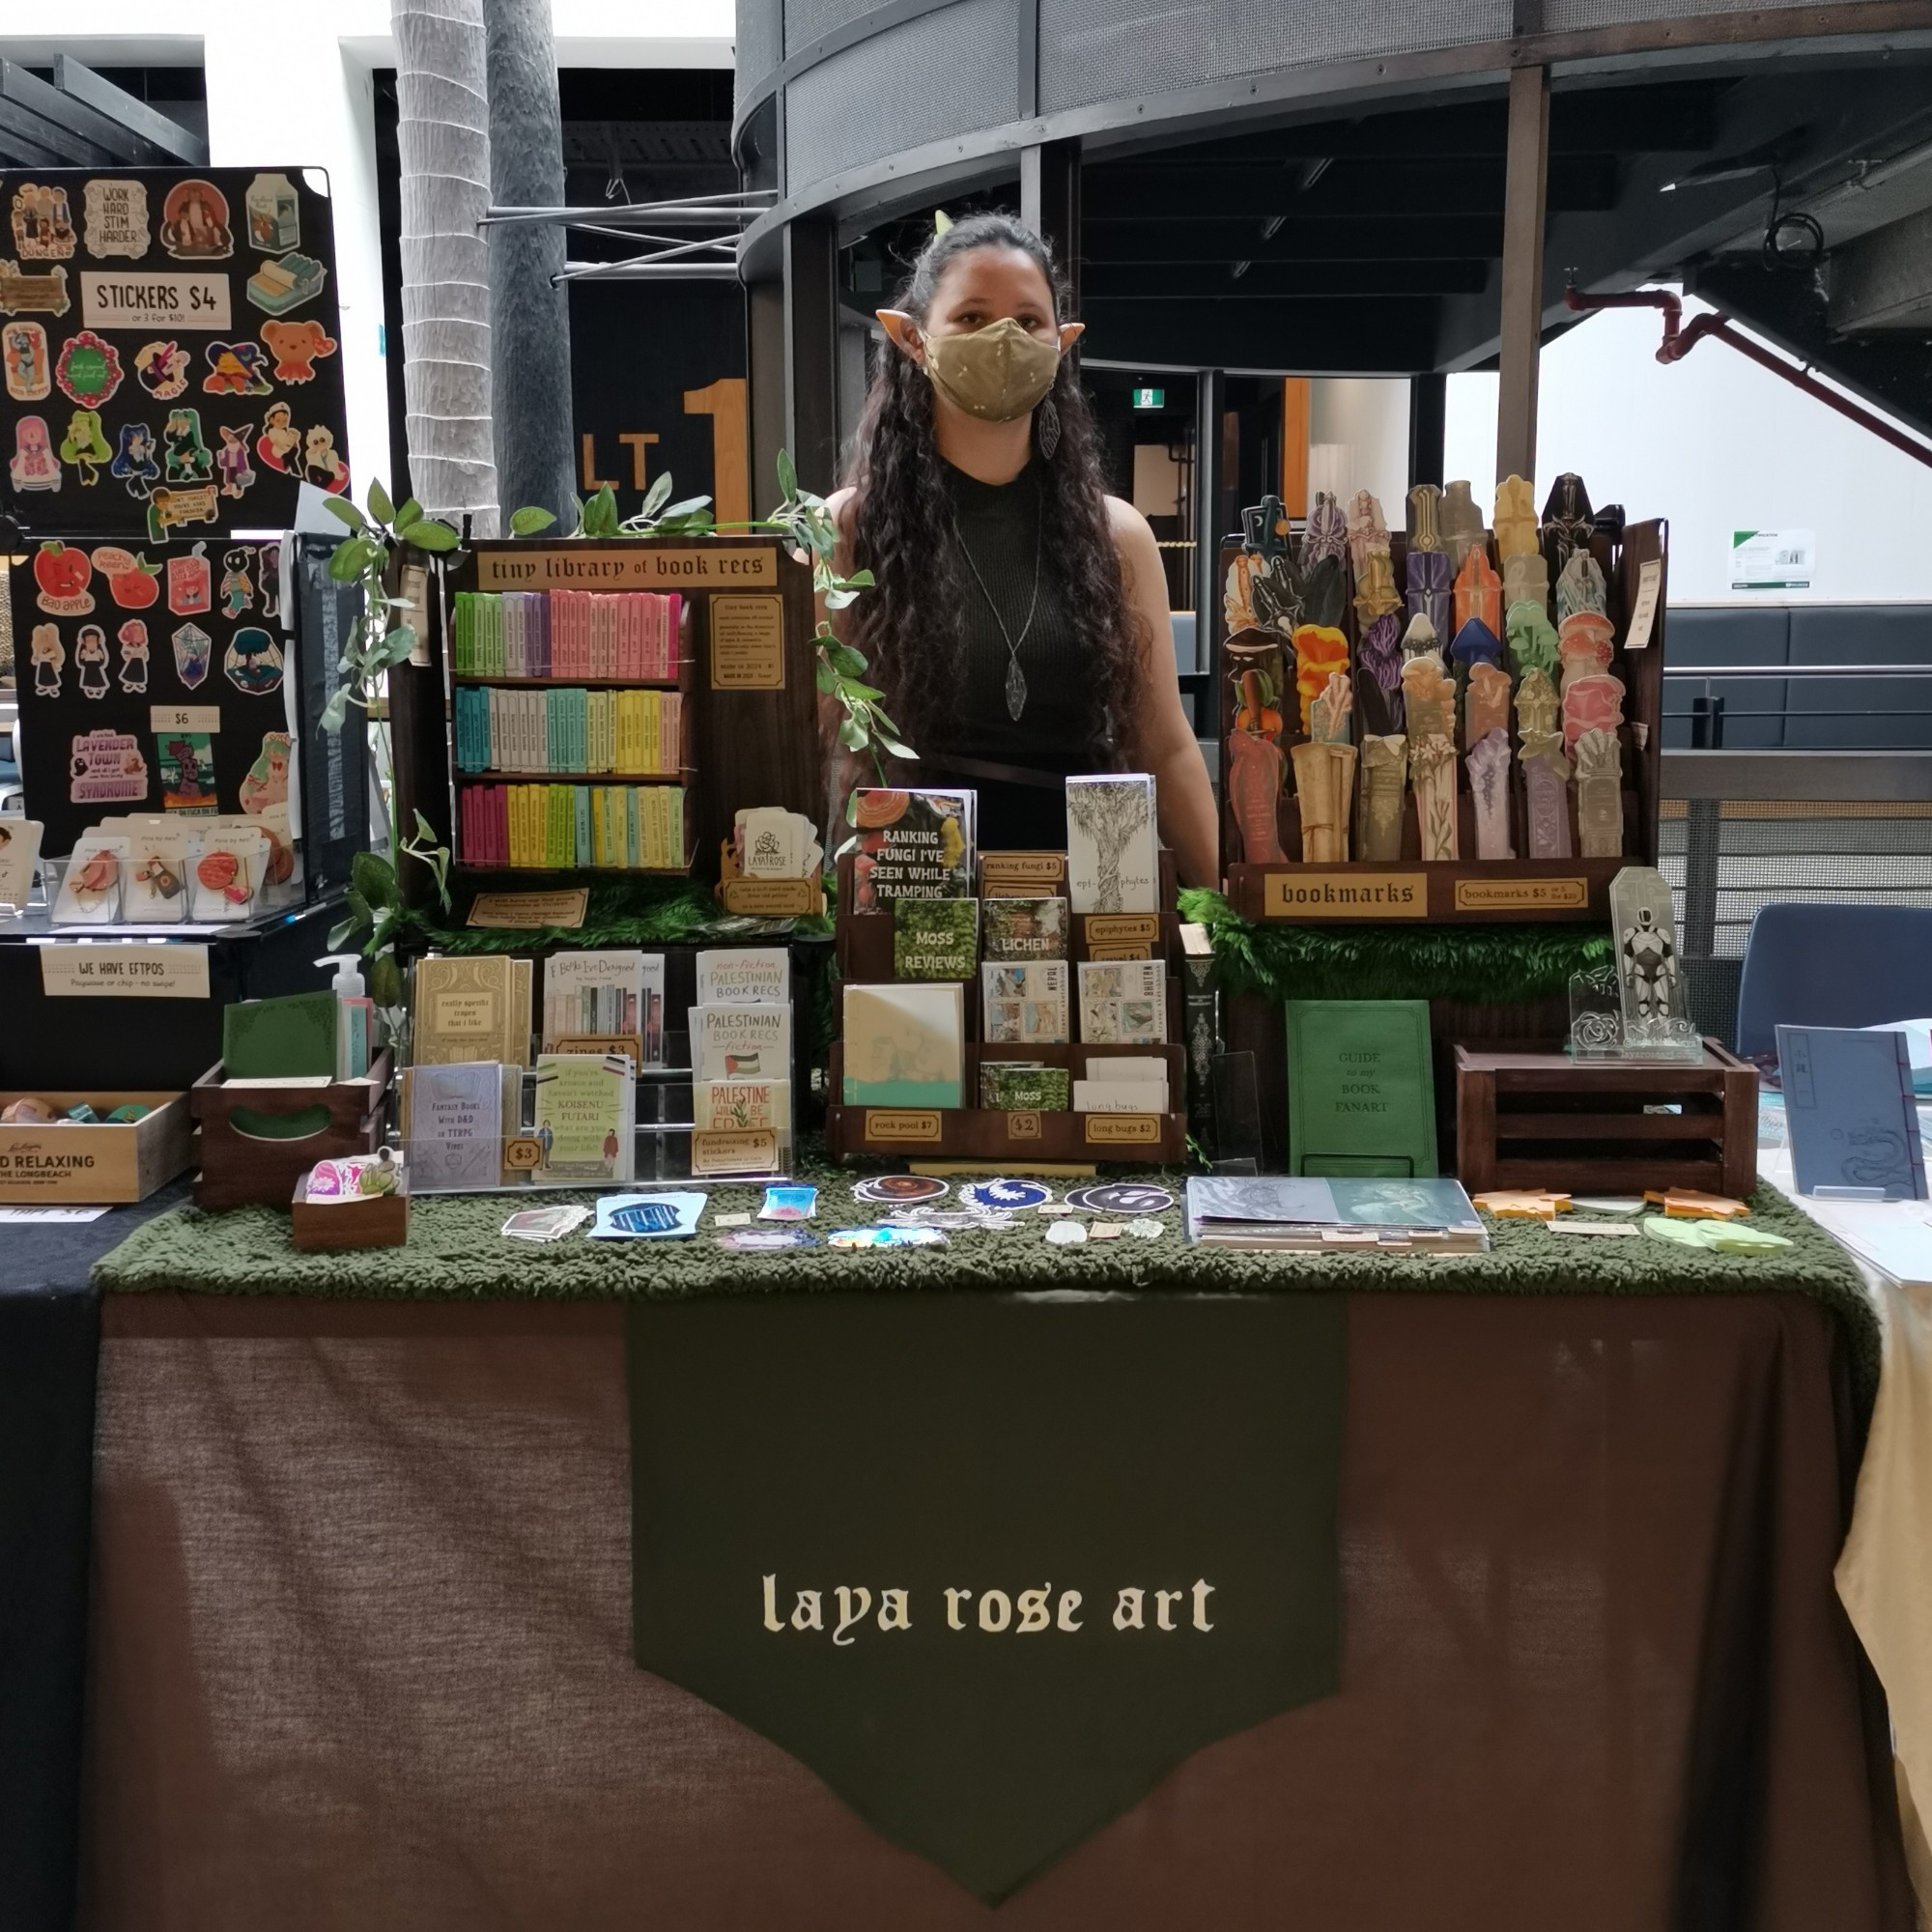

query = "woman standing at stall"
[823, 213, 1219, 884]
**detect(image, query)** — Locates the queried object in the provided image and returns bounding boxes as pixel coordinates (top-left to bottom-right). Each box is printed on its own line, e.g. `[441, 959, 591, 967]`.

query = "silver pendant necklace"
[954, 482, 1043, 723]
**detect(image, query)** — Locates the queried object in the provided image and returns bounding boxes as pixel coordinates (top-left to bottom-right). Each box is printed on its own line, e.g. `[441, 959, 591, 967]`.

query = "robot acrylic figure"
[1608, 865, 1698, 1057]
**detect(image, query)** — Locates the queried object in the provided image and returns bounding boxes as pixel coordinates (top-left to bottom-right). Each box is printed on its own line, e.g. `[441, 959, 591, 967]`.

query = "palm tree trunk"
[484, 0, 576, 526]
[392, 0, 500, 532]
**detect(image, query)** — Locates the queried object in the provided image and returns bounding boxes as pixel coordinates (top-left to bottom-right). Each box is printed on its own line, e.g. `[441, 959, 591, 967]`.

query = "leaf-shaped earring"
[1036, 395, 1060, 462]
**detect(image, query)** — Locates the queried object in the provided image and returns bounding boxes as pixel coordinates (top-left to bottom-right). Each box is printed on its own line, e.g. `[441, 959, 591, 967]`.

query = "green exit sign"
[1131, 386, 1166, 410]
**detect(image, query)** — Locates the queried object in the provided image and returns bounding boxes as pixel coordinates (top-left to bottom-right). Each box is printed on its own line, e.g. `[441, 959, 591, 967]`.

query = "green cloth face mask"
[923, 317, 1062, 422]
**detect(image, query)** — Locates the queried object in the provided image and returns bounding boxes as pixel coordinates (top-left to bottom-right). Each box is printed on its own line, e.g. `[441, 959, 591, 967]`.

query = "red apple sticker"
[34, 541, 94, 617]
[93, 546, 163, 610]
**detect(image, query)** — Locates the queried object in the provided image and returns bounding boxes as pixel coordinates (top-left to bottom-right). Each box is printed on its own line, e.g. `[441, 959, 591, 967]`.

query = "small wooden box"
[0, 1091, 192, 1203]
[1454, 1039, 1757, 1199]
[290, 1171, 411, 1250]
[191, 1052, 392, 1211]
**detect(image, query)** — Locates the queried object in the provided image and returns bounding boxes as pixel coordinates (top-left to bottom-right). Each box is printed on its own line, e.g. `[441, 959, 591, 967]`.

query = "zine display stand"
[824, 849, 1189, 1166]
[403, 536, 820, 897]
[1219, 502, 1666, 924]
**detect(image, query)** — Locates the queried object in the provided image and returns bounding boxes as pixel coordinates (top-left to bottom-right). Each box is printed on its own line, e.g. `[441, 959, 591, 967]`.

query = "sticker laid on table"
[960, 1179, 1053, 1213]
[134, 339, 190, 400]
[28, 624, 64, 696]
[718, 1228, 820, 1253]
[10, 181, 75, 259]
[41, 941, 209, 999]
[201, 338, 272, 396]
[1064, 1182, 1175, 1217]
[54, 329, 123, 409]
[74, 625, 110, 699]
[759, 1185, 817, 1223]
[260, 317, 336, 383]
[83, 180, 150, 259]
[69, 728, 149, 806]
[827, 1225, 947, 1250]
[33, 541, 94, 615]
[157, 180, 234, 260]
[222, 625, 284, 696]
[3, 319, 50, 401]
[170, 620, 213, 690]
[852, 1174, 948, 1206]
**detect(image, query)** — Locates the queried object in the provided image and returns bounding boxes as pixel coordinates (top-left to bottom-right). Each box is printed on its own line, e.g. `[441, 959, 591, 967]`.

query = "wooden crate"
[191, 1052, 392, 1210]
[290, 1171, 411, 1250]
[1218, 519, 1666, 923]
[825, 1042, 1188, 1165]
[0, 1091, 191, 1203]
[1454, 1039, 1757, 1198]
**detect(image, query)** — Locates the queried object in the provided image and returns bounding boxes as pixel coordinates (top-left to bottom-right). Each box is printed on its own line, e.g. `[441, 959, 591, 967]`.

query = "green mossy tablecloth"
[93, 1169, 1878, 1403]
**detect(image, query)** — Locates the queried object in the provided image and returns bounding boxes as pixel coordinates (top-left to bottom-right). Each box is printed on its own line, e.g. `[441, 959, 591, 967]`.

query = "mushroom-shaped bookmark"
[1291, 670, 1357, 863]
[1401, 653, 1460, 861]
[1293, 624, 1350, 732]
[1506, 598, 1559, 681]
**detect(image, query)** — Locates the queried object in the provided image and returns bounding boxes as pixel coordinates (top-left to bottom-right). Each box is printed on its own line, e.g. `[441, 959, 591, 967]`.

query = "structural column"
[1020, 139, 1081, 315]
[784, 214, 841, 497]
[1495, 63, 1550, 483]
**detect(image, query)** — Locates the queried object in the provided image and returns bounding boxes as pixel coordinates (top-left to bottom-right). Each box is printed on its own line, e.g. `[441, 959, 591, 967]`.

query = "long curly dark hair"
[843, 213, 1142, 768]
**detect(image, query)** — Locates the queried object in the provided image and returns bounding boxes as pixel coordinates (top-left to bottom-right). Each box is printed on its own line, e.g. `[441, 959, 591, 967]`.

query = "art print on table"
[1, 167, 348, 537]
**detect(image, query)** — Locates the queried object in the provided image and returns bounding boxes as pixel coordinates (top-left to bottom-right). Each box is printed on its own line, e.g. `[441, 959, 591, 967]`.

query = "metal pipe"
[1662, 668, 1932, 684]
[554, 262, 743, 282]
[1563, 285, 1932, 471]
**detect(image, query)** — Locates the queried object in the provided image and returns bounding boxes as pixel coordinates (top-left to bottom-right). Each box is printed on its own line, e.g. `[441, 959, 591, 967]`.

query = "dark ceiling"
[844, 56, 1932, 439]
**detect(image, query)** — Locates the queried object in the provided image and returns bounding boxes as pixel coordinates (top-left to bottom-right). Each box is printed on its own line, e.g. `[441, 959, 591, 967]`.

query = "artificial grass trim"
[93, 1170, 1878, 1407]
[1179, 888, 1612, 1007]
[405, 875, 833, 952]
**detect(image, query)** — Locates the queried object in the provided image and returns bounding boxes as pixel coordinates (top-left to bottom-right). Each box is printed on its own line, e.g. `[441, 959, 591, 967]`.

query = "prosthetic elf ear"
[876, 310, 923, 364]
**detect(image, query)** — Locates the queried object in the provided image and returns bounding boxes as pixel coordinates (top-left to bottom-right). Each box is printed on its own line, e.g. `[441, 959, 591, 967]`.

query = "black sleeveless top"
[924, 459, 1093, 848]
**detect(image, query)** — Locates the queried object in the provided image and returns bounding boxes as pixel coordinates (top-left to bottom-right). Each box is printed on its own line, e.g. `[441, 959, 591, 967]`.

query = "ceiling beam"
[0, 91, 109, 168]
[1083, 215, 1503, 264]
[1083, 259, 1490, 298]
[37, 57, 204, 164]
[1082, 296, 1442, 373]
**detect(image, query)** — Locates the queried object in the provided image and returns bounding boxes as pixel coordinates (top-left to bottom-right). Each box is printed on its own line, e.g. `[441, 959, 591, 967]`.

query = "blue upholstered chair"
[1734, 904, 1932, 1060]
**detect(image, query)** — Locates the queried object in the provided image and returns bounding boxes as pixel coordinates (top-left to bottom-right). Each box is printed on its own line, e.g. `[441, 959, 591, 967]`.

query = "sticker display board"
[12, 533, 296, 857]
[0, 167, 347, 540]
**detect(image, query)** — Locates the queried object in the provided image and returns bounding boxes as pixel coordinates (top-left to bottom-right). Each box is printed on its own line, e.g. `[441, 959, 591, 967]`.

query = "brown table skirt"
[80, 1293, 1911, 1930]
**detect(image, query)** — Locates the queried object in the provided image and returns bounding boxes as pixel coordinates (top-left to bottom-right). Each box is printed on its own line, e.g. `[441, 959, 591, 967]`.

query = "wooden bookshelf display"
[1221, 516, 1666, 923]
[421, 536, 819, 889]
[1453, 1039, 1757, 1198]
[825, 850, 1188, 1166]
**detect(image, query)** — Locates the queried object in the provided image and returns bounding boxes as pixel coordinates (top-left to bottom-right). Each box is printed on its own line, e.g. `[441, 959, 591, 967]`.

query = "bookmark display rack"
[825, 849, 1189, 1166]
[1218, 490, 1666, 924]
[415, 536, 819, 891]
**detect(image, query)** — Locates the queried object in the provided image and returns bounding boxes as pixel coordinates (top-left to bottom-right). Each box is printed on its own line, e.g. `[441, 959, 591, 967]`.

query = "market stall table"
[75, 1177, 1912, 1929]
[0, 1181, 188, 1932]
